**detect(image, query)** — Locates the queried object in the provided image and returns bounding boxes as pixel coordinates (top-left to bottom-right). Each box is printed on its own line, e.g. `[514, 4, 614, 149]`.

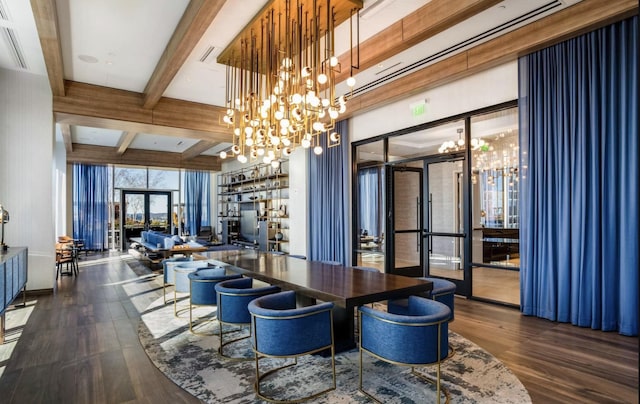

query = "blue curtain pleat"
[72, 164, 108, 250]
[519, 16, 638, 336]
[184, 171, 210, 236]
[308, 121, 349, 264]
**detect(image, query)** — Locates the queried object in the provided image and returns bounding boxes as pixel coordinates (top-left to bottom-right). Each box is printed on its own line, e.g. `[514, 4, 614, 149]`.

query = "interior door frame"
[386, 165, 424, 277]
[120, 190, 172, 250]
[422, 155, 470, 296]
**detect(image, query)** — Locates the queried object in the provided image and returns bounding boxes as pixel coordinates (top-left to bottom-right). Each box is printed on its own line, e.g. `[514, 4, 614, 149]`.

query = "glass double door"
[121, 190, 172, 250]
[388, 157, 468, 295]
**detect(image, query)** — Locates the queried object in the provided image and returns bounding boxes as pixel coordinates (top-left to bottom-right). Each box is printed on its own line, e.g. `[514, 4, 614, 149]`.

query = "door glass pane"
[354, 141, 385, 271]
[389, 119, 464, 161]
[429, 235, 464, 279]
[394, 232, 420, 268]
[428, 160, 464, 233]
[149, 194, 170, 232]
[470, 106, 520, 305]
[393, 170, 420, 231]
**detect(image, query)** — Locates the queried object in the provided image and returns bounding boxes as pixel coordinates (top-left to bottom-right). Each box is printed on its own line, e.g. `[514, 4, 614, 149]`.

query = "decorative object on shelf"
[275, 232, 284, 241]
[217, 0, 362, 165]
[0, 204, 9, 251]
[278, 205, 287, 217]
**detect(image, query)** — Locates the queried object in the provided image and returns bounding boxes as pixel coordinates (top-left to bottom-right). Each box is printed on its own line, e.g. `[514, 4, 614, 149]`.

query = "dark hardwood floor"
[0, 252, 637, 403]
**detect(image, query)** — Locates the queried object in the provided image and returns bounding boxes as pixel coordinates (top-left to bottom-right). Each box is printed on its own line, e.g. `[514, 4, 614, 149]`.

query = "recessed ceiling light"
[78, 54, 98, 63]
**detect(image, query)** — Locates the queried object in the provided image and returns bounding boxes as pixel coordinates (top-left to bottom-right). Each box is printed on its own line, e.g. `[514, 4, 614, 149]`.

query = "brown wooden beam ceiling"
[342, 0, 638, 119]
[67, 144, 221, 171]
[59, 123, 72, 152]
[30, 0, 65, 96]
[53, 81, 231, 142]
[182, 141, 219, 160]
[116, 132, 137, 155]
[142, 0, 227, 109]
[335, 0, 501, 83]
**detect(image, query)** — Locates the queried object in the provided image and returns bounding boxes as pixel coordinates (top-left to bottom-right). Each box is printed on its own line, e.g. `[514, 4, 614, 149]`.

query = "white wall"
[0, 68, 55, 291]
[349, 61, 519, 141]
[287, 148, 308, 257]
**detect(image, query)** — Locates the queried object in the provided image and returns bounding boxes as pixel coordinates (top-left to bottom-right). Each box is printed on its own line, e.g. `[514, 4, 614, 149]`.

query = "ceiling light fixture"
[217, 0, 362, 165]
[439, 128, 490, 154]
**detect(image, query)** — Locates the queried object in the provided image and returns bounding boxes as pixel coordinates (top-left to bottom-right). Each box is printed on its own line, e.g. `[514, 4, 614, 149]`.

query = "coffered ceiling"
[0, 0, 636, 170]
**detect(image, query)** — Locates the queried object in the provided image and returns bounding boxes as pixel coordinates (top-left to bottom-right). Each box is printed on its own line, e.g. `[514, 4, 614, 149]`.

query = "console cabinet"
[1, 247, 28, 343]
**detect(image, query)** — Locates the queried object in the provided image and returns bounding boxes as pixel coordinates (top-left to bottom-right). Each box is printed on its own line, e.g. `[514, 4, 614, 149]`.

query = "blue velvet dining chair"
[248, 290, 336, 403]
[387, 277, 456, 321]
[358, 296, 451, 404]
[214, 277, 280, 359]
[187, 267, 242, 333]
[161, 256, 192, 303]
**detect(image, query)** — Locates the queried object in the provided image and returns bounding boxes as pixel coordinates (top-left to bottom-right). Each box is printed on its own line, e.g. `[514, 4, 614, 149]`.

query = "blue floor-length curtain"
[184, 170, 211, 236]
[73, 164, 108, 250]
[519, 16, 638, 336]
[308, 121, 350, 264]
[358, 166, 384, 237]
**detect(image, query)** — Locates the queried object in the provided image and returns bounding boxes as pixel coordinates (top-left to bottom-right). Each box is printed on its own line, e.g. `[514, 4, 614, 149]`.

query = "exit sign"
[410, 100, 427, 117]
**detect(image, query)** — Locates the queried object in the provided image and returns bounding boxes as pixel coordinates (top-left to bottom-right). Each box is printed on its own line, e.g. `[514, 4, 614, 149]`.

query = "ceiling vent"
[0, 0, 10, 21]
[1, 26, 28, 70]
[199, 45, 217, 64]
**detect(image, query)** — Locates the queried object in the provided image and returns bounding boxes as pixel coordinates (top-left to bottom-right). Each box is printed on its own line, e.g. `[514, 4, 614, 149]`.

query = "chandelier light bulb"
[257, 148, 265, 156]
[244, 126, 253, 136]
[312, 122, 326, 132]
[219, 151, 227, 159]
[274, 110, 284, 120]
[250, 149, 258, 158]
[318, 110, 326, 118]
[301, 66, 311, 77]
[458, 138, 465, 146]
[280, 126, 288, 135]
[280, 118, 290, 128]
[322, 98, 330, 107]
[301, 138, 311, 148]
[317, 73, 328, 84]
[328, 108, 339, 119]
[263, 156, 272, 164]
[292, 93, 302, 104]
[338, 104, 347, 114]
[283, 147, 292, 156]
[329, 132, 340, 142]
[223, 115, 231, 124]
[271, 160, 280, 169]
[234, 128, 241, 136]
[282, 137, 291, 146]
[245, 137, 254, 146]
[270, 136, 281, 145]
[232, 145, 240, 154]
[237, 154, 247, 163]
[329, 56, 339, 67]
[346, 76, 356, 87]
[314, 146, 323, 155]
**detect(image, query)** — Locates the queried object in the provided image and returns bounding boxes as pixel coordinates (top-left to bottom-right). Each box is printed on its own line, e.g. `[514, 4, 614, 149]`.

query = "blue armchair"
[162, 257, 193, 303]
[248, 290, 336, 402]
[215, 277, 280, 359]
[358, 296, 451, 404]
[387, 277, 456, 321]
[187, 267, 242, 333]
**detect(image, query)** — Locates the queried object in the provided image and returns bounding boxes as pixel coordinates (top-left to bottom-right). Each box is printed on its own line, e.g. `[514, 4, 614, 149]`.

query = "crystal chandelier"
[217, 0, 362, 166]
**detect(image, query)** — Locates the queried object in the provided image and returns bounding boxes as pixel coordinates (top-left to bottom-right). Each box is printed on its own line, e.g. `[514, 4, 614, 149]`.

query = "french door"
[387, 157, 469, 295]
[121, 190, 172, 250]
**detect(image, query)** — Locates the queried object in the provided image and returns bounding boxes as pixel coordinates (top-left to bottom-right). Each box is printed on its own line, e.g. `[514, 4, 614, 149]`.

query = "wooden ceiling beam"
[59, 123, 72, 152]
[116, 132, 137, 155]
[182, 140, 219, 160]
[54, 81, 232, 142]
[342, 0, 638, 118]
[67, 144, 221, 171]
[142, 0, 227, 109]
[30, 0, 65, 96]
[334, 0, 501, 83]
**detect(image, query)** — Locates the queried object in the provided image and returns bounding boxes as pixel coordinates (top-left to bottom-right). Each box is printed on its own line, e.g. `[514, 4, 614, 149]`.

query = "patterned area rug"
[138, 296, 531, 403]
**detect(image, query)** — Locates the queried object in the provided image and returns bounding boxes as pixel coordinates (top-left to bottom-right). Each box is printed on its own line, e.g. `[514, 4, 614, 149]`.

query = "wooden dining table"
[203, 250, 433, 351]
